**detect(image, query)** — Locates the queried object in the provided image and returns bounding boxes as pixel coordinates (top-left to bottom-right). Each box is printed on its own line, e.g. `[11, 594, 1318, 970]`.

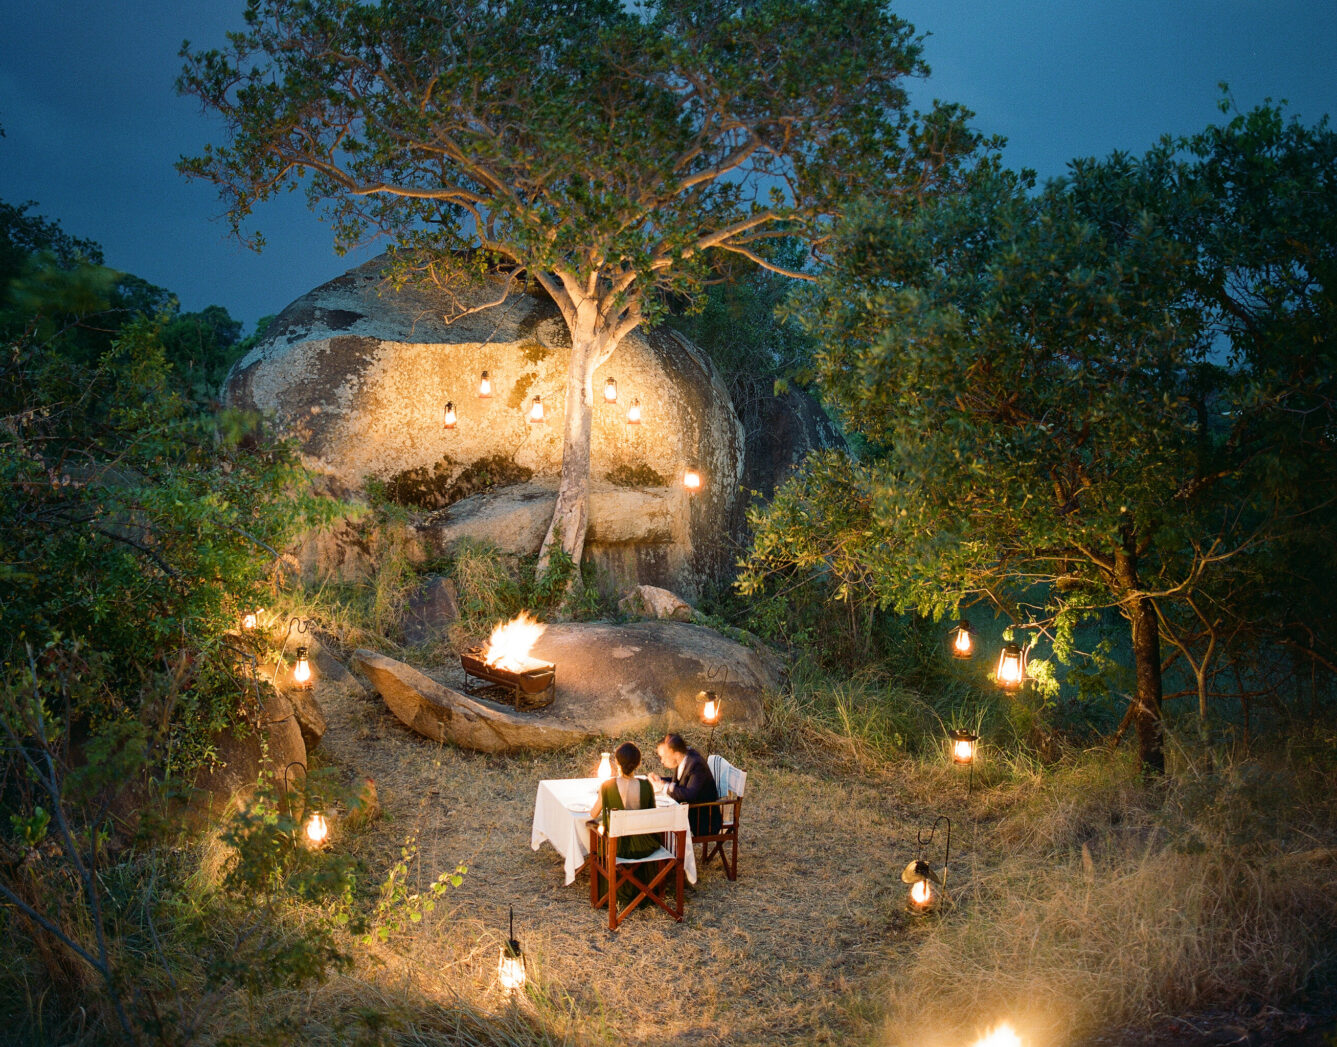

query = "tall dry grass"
[878, 749, 1337, 1047]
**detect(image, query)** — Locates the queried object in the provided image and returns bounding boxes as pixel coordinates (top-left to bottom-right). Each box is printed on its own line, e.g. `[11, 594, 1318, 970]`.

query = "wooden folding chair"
[690, 754, 747, 880]
[588, 803, 688, 931]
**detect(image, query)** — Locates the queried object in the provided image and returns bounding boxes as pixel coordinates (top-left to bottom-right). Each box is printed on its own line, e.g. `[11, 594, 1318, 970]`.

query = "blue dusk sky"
[1, 0, 1334, 331]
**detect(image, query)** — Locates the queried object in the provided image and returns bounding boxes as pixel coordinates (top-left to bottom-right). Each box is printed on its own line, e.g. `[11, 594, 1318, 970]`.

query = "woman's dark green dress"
[596, 777, 661, 904]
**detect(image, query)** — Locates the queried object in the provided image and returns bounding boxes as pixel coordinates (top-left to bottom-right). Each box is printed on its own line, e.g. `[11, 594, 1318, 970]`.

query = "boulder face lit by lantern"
[461, 612, 557, 710]
[996, 642, 1026, 690]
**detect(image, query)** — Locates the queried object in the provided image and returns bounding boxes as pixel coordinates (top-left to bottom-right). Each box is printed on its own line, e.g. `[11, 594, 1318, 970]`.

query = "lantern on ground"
[996, 642, 1026, 690]
[596, 752, 613, 780]
[528, 395, 544, 423]
[949, 729, 978, 765]
[498, 907, 526, 993]
[293, 646, 313, 690]
[683, 467, 701, 492]
[626, 398, 642, 424]
[478, 370, 492, 398]
[901, 859, 941, 914]
[949, 619, 975, 659]
[603, 377, 618, 403]
[304, 811, 329, 848]
[443, 401, 458, 429]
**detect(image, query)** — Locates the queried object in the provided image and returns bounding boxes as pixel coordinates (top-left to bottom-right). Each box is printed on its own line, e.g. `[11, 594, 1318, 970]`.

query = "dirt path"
[313, 670, 923, 1046]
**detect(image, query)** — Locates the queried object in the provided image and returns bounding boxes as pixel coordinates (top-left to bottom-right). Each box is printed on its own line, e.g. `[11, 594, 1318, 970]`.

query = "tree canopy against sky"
[742, 102, 1337, 773]
[178, 0, 982, 579]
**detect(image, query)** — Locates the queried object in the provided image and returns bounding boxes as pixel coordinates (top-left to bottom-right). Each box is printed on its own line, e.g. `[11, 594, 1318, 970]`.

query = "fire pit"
[460, 613, 556, 711]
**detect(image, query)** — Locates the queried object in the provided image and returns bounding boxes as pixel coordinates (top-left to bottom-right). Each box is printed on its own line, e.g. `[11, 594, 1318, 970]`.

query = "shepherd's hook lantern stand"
[271, 616, 313, 689]
[901, 814, 952, 916]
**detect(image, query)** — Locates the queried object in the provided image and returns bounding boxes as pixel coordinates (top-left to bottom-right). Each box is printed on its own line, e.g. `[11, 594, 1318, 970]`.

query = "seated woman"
[588, 742, 662, 902]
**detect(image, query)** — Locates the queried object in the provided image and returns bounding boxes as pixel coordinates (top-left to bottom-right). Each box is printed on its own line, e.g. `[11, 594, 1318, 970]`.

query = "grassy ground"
[197, 649, 1337, 1047]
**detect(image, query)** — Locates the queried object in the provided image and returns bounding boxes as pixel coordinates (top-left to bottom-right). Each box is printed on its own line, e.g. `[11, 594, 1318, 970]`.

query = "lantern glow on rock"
[293, 646, 313, 690]
[996, 642, 1026, 690]
[604, 377, 618, 403]
[443, 401, 457, 429]
[596, 752, 613, 780]
[528, 396, 544, 423]
[478, 370, 492, 397]
[949, 619, 975, 658]
[626, 398, 642, 424]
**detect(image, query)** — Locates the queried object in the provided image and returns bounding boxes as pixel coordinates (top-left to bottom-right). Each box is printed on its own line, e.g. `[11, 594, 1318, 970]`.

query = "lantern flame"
[971, 1023, 1023, 1047]
[293, 647, 312, 687]
[953, 737, 976, 763]
[483, 612, 547, 673]
[702, 698, 720, 725]
[596, 752, 613, 780]
[305, 812, 329, 847]
[953, 628, 973, 655]
[909, 879, 933, 906]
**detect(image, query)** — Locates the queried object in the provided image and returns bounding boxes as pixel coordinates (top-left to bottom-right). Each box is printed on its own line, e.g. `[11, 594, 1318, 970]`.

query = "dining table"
[530, 776, 698, 886]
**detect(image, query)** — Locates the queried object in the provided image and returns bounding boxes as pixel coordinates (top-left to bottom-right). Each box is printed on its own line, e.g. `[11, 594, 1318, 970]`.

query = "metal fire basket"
[460, 647, 556, 711]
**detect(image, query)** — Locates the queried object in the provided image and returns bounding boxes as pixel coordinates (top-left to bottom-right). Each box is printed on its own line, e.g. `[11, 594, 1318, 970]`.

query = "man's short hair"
[661, 733, 688, 754]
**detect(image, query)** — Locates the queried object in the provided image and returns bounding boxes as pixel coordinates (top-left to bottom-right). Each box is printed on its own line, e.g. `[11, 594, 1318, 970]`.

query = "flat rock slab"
[530, 621, 775, 734]
[354, 648, 593, 753]
[353, 622, 779, 753]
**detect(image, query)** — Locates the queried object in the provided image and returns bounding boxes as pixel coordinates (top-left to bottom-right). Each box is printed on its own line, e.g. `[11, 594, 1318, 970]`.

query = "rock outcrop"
[224, 257, 743, 597]
[618, 584, 693, 622]
[353, 621, 777, 752]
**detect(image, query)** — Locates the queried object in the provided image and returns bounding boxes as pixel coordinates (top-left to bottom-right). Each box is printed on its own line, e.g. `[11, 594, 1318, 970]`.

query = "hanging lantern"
[596, 751, 613, 780]
[948, 728, 979, 765]
[949, 619, 975, 658]
[528, 395, 544, 423]
[683, 467, 701, 492]
[478, 370, 492, 398]
[700, 691, 721, 726]
[304, 812, 329, 848]
[498, 907, 526, 993]
[240, 610, 261, 633]
[996, 642, 1026, 690]
[443, 401, 458, 429]
[293, 646, 313, 690]
[901, 858, 941, 914]
[626, 398, 642, 424]
[603, 377, 618, 403]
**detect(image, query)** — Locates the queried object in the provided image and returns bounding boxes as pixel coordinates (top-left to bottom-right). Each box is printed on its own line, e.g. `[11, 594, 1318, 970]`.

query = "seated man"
[650, 733, 722, 837]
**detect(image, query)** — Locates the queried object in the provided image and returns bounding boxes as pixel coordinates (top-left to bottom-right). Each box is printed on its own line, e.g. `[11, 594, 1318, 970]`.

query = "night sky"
[2, 0, 1334, 332]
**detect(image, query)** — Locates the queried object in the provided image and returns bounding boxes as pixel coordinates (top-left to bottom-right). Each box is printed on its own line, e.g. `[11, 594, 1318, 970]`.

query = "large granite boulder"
[353, 621, 778, 752]
[741, 387, 846, 500]
[224, 257, 743, 596]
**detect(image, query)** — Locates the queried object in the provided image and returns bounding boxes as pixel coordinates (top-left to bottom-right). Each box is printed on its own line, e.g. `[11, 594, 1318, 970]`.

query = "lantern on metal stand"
[272, 617, 316, 693]
[700, 690, 722, 755]
[948, 728, 979, 797]
[996, 642, 1026, 690]
[498, 906, 526, 994]
[901, 815, 951, 915]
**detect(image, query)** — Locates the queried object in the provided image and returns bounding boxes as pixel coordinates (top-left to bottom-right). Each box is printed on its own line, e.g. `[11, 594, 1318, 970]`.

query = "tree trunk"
[1116, 549, 1165, 776]
[535, 298, 613, 584]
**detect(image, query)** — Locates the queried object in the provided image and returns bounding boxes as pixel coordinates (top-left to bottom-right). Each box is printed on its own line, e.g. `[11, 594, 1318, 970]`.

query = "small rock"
[618, 584, 694, 622]
[285, 685, 327, 752]
[404, 575, 460, 645]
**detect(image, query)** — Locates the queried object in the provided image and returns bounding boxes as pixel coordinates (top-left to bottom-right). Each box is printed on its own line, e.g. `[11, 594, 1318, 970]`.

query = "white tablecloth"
[530, 777, 697, 885]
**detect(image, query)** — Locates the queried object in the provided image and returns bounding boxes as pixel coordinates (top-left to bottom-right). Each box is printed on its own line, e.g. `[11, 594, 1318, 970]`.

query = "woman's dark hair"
[614, 742, 641, 775]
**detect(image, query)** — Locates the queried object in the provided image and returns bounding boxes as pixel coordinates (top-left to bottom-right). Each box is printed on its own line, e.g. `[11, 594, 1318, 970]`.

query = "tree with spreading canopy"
[741, 102, 1337, 774]
[178, 0, 982, 581]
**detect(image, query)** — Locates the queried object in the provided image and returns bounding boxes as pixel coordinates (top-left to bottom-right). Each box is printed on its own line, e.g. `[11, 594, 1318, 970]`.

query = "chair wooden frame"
[588, 805, 688, 931]
[691, 755, 746, 880]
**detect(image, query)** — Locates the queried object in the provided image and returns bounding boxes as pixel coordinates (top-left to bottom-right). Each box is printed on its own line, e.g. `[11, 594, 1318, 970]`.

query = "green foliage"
[364, 833, 465, 944]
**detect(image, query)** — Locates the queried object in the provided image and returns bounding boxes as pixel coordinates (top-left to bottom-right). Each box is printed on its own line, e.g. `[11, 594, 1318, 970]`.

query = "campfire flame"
[483, 612, 547, 672]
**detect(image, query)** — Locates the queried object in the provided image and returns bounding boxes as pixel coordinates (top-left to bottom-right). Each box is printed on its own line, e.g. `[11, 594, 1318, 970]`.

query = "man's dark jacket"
[666, 748, 723, 837]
